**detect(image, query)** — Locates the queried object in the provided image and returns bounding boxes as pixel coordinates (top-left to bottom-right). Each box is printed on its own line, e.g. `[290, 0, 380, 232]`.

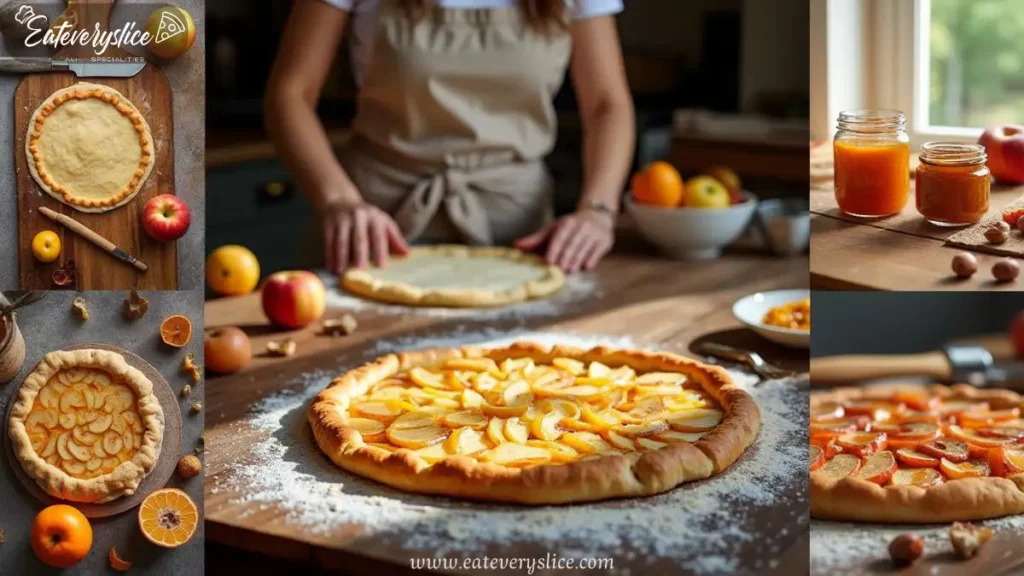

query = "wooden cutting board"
[15, 1, 176, 290]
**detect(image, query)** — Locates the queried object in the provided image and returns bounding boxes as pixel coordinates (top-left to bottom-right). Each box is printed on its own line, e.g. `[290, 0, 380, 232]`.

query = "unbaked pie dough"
[811, 384, 1024, 523]
[342, 245, 565, 307]
[308, 342, 760, 504]
[26, 82, 154, 213]
[8, 349, 164, 503]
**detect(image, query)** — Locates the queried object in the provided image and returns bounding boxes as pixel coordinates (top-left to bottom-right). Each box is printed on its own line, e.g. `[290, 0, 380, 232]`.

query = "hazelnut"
[951, 252, 978, 278]
[1017, 215, 1024, 233]
[888, 533, 924, 564]
[950, 521, 994, 559]
[992, 258, 1021, 283]
[984, 221, 1011, 244]
[190, 402, 202, 414]
[181, 384, 191, 397]
[177, 454, 202, 478]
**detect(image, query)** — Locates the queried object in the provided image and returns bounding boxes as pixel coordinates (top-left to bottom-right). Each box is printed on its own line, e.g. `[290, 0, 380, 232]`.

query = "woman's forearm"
[579, 97, 635, 210]
[265, 90, 361, 212]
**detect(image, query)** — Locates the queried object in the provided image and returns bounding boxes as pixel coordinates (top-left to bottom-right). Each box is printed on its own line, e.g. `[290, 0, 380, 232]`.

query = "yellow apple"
[682, 176, 731, 209]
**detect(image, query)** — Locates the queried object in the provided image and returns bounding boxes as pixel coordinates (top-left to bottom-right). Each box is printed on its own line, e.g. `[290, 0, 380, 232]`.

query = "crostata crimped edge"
[341, 245, 565, 308]
[810, 384, 1024, 523]
[26, 82, 154, 213]
[308, 342, 761, 504]
[8, 349, 165, 503]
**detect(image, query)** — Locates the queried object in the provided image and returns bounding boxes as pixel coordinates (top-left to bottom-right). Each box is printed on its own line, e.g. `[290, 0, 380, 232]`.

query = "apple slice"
[552, 357, 586, 375]
[527, 440, 579, 463]
[889, 467, 943, 488]
[635, 437, 667, 451]
[347, 417, 386, 442]
[978, 425, 1024, 440]
[486, 417, 507, 445]
[855, 450, 897, 485]
[895, 448, 940, 468]
[442, 410, 489, 430]
[814, 453, 861, 479]
[892, 390, 940, 412]
[987, 446, 1024, 477]
[940, 458, 991, 480]
[919, 438, 970, 463]
[836, 431, 887, 457]
[616, 421, 669, 438]
[947, 425, 1010, 449]
[666, 408, 723, 432]
[503, 417, 529, 444]
[409, 367, 450, 390]
[480, 402, 528, 418]
[603, 430, 636, 451]
[389, 411, 438, 431]
[386, 423, 449, 449]
[537, 399, 581, 420]
[809, 445, 824, 471]
[634, 371, 686, 386]
[560, 431, 614, 454]
[657, 430, 706, 443]
[481, 443, 552, 467]
[529, 411, 564, 442]
[960, 407, 1022, 428]
[810, 401, 844, 422]
[887, 421, 941, 449]
[443, 427, 489, 455]
[414, 443, 449, 464]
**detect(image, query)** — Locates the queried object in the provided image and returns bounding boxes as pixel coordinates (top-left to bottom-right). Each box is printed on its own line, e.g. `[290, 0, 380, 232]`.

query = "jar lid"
[837, 110, 906, 134]
[919, 142, 987, 166]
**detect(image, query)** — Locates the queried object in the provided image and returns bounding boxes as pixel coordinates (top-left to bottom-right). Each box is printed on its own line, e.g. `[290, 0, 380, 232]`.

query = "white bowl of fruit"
[625, 163, 757, 260]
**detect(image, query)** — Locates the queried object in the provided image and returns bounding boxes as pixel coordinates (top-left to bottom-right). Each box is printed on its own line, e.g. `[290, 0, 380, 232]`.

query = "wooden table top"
[202, 251, 810, 575]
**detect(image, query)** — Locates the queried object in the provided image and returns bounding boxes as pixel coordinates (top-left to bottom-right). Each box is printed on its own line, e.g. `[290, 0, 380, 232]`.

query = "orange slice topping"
[918, 437, 970, 463]
[895, 448, 940, 468]
[836, 431, 887, 457]
[889, 467, 943, 488]
[815, 453, 861, 479]
[855, 450, 897, 485]
[939, 458, 991, 480]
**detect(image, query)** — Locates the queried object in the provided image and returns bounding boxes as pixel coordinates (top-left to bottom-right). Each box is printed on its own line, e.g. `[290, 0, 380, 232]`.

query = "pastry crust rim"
[810, 383, 1024, 523]
[341, 245, 565, 308]
[26, 82, 155, 214]
[308, 341, 761, 504]
[8, 349, 165, 503]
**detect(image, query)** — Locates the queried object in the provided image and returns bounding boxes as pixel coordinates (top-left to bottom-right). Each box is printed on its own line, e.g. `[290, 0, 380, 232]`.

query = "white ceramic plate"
[732, 289, 810, 348]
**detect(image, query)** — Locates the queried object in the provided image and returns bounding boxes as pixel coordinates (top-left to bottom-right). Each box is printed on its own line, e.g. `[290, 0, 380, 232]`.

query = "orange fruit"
[32, 230, 61, 263]
[160, 314, 193, 347]
[139, 488, 198, 548]
[632, 161, 684, 207]
[109, 547, 132, 572]
[206, 245, 261, 296]
[30, 504, 93, 568]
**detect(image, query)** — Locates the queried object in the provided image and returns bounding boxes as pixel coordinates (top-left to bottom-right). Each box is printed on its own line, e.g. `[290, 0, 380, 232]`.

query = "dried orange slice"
[836, 431, 887, 457]
[159, 315, 192, 348]
[108, 547, 132, 571]
[895, 448, 939, 468]
[918, 437, 969, 463]
[814, 453, 861, 479]
[889, 467, 943, 488]
[940, 458, 991, 480]
[855, 450, 896, 485]
[138, 488, 198, 548]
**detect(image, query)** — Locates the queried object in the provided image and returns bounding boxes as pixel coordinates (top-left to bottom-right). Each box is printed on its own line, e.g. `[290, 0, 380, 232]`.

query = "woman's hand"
[515, 209, 614, 273]
[324, 202, 409, 273]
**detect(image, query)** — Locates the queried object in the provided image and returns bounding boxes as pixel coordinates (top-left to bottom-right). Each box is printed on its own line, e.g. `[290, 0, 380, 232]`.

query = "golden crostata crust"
[342, 245, 565, 308]
[811, 384, 1024, 523]
[308, 342, 760, 504]
[8, 349, 164, 503]
[26, 82, 154, 213]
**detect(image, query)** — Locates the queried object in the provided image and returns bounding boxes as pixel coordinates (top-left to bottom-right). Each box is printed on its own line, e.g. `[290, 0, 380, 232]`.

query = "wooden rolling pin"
[39, 207, 148, 272]
[810, 345, 997, 386]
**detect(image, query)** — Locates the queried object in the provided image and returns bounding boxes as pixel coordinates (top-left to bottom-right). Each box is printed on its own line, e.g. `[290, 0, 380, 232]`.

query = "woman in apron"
[265, 0, 634, 274]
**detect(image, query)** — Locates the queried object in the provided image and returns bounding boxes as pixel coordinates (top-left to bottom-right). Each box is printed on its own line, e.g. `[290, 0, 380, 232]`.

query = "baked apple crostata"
[811, 384, 1024, 522]
[8, 349, 164, 503]
[309, 342, 760, 503]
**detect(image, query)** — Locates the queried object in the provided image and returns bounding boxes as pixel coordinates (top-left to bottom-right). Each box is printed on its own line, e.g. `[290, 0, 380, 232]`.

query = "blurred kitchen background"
[205, 0, 809, 276]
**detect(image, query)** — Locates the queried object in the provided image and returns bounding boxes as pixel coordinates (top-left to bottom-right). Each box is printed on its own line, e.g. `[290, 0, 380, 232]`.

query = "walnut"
[190, 402, 202, 414]
[888, 533, 923, 564]
[984, 221, 1011, 244]
[72, 297, 88, 320]
[266, 338, 297, 357]
[177, 455, 202, 478]
[123, 290, 148, 319]
[949, 521, 994, 559]
[181, 384, 191, 397]
[323, 314, 357, 336]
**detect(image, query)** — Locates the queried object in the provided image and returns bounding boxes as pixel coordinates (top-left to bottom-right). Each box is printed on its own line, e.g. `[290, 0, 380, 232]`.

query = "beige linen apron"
[340, 0, 573, 246]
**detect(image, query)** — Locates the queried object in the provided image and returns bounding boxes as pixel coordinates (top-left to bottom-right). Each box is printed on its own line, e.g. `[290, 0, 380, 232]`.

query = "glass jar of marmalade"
[833, 110, 911, 217]
[915, 142, 990, 226]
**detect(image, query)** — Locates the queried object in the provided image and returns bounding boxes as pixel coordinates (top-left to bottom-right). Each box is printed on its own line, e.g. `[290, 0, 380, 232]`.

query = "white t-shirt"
[320, 0, 624, 85]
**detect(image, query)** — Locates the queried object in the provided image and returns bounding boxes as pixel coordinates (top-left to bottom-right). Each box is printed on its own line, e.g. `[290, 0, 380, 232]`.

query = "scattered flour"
[210, 332, 806, 575]
[320, 270, 601, 320]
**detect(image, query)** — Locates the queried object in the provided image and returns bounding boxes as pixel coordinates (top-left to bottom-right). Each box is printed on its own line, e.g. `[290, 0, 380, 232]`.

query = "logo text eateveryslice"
[16, 5, 154, 56]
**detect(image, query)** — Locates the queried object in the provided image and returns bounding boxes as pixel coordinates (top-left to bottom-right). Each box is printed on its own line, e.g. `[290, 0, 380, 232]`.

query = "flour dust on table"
[209, 332, 807, 575]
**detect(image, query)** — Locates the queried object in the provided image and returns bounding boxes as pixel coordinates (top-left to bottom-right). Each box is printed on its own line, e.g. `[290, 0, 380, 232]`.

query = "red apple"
[204, 327, 251, 374]
[979, 125, 1024, 184]
[142, 194, 191, 242]
[1011, 311, 1024, 357]
[261, 271, 326, 329]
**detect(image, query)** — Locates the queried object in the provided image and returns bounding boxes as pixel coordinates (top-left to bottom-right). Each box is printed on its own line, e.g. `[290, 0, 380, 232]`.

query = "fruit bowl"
[625, 191, 758, 260]
[731, 289, 810, 349]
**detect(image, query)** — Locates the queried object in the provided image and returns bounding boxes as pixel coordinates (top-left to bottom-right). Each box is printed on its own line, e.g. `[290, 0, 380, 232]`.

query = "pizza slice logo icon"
[153, 9, 185, 44]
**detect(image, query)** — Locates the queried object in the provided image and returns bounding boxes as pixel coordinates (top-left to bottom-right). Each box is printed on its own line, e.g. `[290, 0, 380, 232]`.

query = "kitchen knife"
[810, 344, 1024, 387]
[0, 58, 145, 77]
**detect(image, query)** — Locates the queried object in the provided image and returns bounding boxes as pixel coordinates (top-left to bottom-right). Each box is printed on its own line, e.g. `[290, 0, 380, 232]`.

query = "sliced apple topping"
[895, 448, 940, 468]
[918, 438, 970, 463]
[844, 401, 899, 422]
[889, 467, 943, 488]
[390, 411, 438, 430]
[987, 446, 1024, 476]
[947, 425, 1009, 449]
[634, 371, 686, 386]
[581, 405, 621, 428]
[627, 396, 667, 421]
[939, 401, 989, 419]
[529, 412, 563, 442]
[537, 385, 606, 400]
[810, 416, 869, 435]
[855, 451, 897, 485]
[441, 410, 489, 430]
[72, 426, 98, 446]
[537, 399, 581, 420]
[552, 357, 586, 375]
[666, 408, 723, 432]
[444, 427, 490, 455]
[503, 417, 529, 444]
[657, 430, 706, 443]
[501, 380, 532, 407]
[587, 361, 612, 379]
[409, 367, 450, 390]
[88, 414, 113, 434]
[616, 421, 669, 438]
[486, 417, 507, 445]
[386, 423, 449, 449]
[940, 458, 990, 480]
[480, 402, 528, 418]
[527, 440, 579, 462]
[977, 426, 1024, 440]
[836, 431, 887, 457]
[414, 443, 449, 464]
[603, 430, 637, 451]
[561, 431, 614, 454]
[636, 437, 667, 451]
[348, 418, 387, 442]
[891, 390, 940, 412]
[960, 407, 1021, 428]
[59, 413, 77, 430]
[481, 443, 551, 467]
[814, 453, 861, 479]
[67, 438, 92, 462]
[809, 445, 824, 471]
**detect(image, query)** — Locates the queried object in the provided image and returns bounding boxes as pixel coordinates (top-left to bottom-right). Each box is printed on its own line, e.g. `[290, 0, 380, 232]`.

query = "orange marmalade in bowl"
[762, 298, 810, 331]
